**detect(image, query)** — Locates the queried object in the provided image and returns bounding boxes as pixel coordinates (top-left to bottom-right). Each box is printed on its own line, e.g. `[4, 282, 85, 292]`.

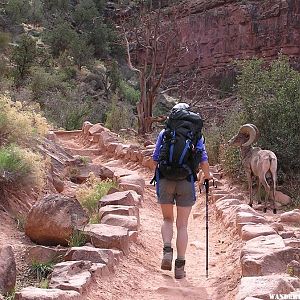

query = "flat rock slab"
[99, 190, 141, 207]
[101, 214, 139, 231]
[241, 234, 300, 276]
[236, 212, 267, 235]
[99, 205, 139, 224]
[64, 246, 114, 271]
[15, 287, 81, 300]
[84, 224, 129, 254]
[117, 174, 145, 188]
[26, 246, 67, 264]
[241, 224, 277, 241]
[236, 275, 300, 300]
[49, 261, 92, 294]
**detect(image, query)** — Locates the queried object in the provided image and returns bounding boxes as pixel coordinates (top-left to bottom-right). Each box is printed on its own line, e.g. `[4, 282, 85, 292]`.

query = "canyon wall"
[172, 0, 300, 74]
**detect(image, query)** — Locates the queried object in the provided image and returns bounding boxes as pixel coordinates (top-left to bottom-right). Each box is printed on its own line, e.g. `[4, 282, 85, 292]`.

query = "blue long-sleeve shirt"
[152, 129, 208, 162]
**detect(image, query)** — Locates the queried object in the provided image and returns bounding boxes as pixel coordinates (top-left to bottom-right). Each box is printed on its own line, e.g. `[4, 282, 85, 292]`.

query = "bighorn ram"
[228, 124, 277, 214]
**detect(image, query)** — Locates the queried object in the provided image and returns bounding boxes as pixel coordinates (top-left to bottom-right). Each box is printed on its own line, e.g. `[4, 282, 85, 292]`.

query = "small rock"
[280, 210, 300, 223]
[100, 214, 138, 231]
[241, 224, 276, 241]
[0, 245, 16, 295]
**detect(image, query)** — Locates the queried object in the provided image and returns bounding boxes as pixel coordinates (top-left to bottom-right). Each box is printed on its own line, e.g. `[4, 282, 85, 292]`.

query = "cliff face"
[173, 0, 300, 74]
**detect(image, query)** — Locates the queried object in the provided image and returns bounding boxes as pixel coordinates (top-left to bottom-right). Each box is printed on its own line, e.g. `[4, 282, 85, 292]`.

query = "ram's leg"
[260, 175, 270, 213]
[247, 172, 254, 207]
[257, 181, 262, 205]
[272, 172, 277, 214]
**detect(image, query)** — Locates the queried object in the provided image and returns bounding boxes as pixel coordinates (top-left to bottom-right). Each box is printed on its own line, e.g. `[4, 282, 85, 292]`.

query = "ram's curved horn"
[250, 123, 260, 144]
[239, 124, 257, 147]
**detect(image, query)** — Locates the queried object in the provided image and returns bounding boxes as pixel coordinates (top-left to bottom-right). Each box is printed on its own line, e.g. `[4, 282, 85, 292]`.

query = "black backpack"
[158, 108, 203, 181]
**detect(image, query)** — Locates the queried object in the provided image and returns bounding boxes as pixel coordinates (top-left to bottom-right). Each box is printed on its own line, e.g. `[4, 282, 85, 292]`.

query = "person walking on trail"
[152, 102, 211, 279]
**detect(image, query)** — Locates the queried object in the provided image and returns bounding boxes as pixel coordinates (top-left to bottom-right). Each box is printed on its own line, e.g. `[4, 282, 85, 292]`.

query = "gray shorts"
[156, 178, 196, 207]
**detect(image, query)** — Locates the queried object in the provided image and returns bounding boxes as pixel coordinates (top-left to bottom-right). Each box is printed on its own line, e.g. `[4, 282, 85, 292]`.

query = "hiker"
[152, 102, 211, 279]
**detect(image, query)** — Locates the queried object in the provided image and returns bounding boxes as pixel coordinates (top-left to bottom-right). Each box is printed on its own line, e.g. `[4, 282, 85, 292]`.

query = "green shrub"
[237, 55, 300, 173]
[76, 175, 117, 222]
[0, 32, 10, 50]
[5, 0, 30, 23]
[31, 261, 54, 281]
[0, 96, 48, 146]
[73, 0, 98, 30]
[68, 229, 87, 247]
[119, 80, 140, 105]
[204, 123, 221, 165]
[219, 108, 247, 179]
[0, 145, 45, 189]
[11, 35, 37, 85]
[105, 95, 135, 131]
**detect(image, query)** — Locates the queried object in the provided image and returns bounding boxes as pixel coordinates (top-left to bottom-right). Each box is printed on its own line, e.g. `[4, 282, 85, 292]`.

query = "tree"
[43, 22, 76, 57]
[123, 7, 188, 134]
[11, 35, 36, 85]
[5, 0, 30, 23]
[73, 0, 98, 30]
[70, 35, 94, 70]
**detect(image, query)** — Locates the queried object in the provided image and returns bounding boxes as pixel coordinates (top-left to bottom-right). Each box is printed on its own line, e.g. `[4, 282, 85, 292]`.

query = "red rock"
[280, 231, 296, 239]
[119, 183, 144, 197]
[284, 238, 300, 248]
[49, 261, 93, 293]
[274, 191, 292, 205]
[118, 174, 145, 188]
[15, 287, 80, 300]
[25, 194, 89, 246]
[105, 143, 121, 156]
[270, 222, 284, 233]
[99, 191, 141, 207]
[280, 210, 300, 223]
[129, 231, 138, 243]
[98, 131, 119, 149]
[99, 205, 139, 224]
[0, 245, 16, 295]
[115, 144, 130, 158]
[236, 275, 300, 300]
[88, 123, 106, 135]
[64, 246, 114, 271]
[141, 156, 156, 171]
[236, 212, 267, 235]
[84, 224, 129, 254]
[101, 214, 139, 231]
[82, 121, 93, 137]
[26, 246, 67, 264]
[241, 224, 277, 241]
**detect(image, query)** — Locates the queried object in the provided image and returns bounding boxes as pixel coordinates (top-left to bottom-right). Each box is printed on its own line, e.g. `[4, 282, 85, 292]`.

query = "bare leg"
[160, 204, 174, 247]
[176, 206, 192, 259]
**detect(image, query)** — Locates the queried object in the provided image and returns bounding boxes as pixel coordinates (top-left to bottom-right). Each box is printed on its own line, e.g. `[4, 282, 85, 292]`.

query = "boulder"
[82, 121, 93, 137]
[25, 194, 89, 246]
[0, 246, 16, 295]
[288, 260, 300, 277]
[280, 210, 300, 223]
[99, 191, 141, 207]
[88, 123, 106, 135]
[101, 214, 139, 231]
[141, 156, 156, 171]
[64, 246, 114, 271]
[119, 183, 144, 197]
[274, 191, 292, 205]
[15, 287, 80, 300]
[115, 144, 130, 159]
[84, 224, 129, 254]
[26, 246, 68, 264]
[241, 224, 277, 241]
[236, 275, 300, 300]
[99, 131, 119, 149]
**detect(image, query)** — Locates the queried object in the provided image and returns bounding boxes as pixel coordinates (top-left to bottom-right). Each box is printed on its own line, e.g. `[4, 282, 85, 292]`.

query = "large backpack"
[158, 108, 203, 181]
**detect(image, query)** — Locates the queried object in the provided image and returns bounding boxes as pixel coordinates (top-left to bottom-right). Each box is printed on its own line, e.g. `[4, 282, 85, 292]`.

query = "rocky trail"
[1, 122, 300, 300]
[56, 129, 242, 300]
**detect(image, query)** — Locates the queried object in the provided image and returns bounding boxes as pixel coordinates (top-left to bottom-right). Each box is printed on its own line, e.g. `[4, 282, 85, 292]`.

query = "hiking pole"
[204, 178, 209, 278]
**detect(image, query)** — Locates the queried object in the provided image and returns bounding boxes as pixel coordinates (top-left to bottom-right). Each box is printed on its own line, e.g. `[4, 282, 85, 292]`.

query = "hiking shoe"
[175, 259, 186, 279]
[161, 246, 173, 271]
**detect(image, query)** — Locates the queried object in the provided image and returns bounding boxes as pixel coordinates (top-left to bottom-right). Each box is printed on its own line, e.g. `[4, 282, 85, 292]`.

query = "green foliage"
[5, 0, 30, 23]
[119, 80, 140, 105]
[105, 95, 132, 131]
[237, 55, 300, 173]
[28, 0, 44, 24]
[219, 108, 247, 179]
[11, 35, 37, 85]
[63, 102, 92, 130]
[3, 290, 15, 300]
[31, 261, 54, 281]
[0, 144, 45, 188]
[0, 32, 10, 50]
[70, 35, 94, 70]
[43, 22, 76, 57]
[108, 61, 121, 92]
[73, 0, 98, 30]
[43, 0, 69, 13]
[203, 123, 221, 165]
[39, 278, 49, 289]
[67, 229, 87, 247]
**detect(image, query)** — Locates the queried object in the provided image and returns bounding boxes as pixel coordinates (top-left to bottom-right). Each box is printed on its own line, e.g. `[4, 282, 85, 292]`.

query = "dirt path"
[57, 134, 243, 300]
